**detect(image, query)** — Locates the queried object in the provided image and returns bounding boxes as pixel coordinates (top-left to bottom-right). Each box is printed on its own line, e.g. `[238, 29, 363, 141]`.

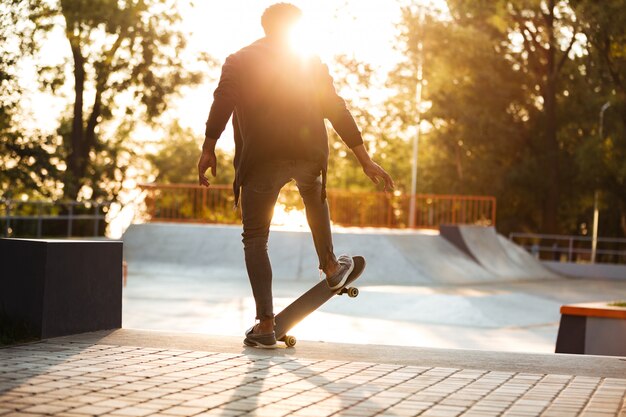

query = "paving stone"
[2, 341, 626, 417]
[69, 404, 117, 415]
[107, 406, 155, 416]
[158, 405, 207, 416]
[20, 404, 70, 414]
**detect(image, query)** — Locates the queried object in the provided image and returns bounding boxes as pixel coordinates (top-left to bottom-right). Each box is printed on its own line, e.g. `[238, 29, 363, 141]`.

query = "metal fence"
[1, 200, 110, 238]
[139, 183, 496, 229]
[509, 232, 626, 265]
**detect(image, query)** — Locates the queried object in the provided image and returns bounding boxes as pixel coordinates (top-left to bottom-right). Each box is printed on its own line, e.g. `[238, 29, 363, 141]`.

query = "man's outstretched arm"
[198, 55, 238, 187]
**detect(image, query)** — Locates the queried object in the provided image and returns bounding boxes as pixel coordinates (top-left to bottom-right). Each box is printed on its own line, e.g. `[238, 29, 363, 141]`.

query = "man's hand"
[362, 160, 395, 192]
[198, 149, 217, 187]
[350, 144, 395, 192]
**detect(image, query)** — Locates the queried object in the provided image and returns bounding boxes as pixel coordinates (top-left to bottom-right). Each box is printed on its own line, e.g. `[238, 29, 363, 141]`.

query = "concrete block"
[0, 238, 123, 338]
[555, 315, 586, 354]
[555, 302, 626, 357]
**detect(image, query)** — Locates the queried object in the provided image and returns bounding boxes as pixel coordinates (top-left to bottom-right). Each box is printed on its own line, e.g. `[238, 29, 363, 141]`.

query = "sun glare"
[271, 202, 309, 230]
[289, 17, 319, 58]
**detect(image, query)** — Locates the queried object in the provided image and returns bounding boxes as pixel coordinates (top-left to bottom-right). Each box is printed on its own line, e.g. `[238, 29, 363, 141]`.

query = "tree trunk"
[66, 41, 86, 201]
[454, 142, 464, 183]
[85, 89, 102, 151]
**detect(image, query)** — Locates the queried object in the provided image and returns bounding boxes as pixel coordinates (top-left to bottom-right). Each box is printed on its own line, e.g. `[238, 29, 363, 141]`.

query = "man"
[198, 3, 394, 348]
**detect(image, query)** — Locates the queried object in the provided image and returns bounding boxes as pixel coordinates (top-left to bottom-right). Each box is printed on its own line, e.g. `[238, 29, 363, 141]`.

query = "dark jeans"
[241, 159, 336, 321]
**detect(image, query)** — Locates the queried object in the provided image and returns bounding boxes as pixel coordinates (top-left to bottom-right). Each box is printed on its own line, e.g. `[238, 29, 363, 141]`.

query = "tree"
[23, 0, 204, 201]
[0, 2, 60, 200]
[385, 7, 542, 232]
[570, 0, 626, 236]
[445, 0, 583, 233]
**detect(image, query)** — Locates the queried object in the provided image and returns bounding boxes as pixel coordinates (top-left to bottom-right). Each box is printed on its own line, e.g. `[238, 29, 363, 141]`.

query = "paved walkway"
[1, 331, 625, 417]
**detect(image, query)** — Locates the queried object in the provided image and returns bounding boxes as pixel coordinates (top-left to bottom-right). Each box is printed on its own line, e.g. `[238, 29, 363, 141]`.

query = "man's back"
[205, 35, 364, 198]
[230, 38, 328, 162]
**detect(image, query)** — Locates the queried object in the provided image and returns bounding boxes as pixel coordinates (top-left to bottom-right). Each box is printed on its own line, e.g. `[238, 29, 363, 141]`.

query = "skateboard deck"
[274, 256, 365, 347]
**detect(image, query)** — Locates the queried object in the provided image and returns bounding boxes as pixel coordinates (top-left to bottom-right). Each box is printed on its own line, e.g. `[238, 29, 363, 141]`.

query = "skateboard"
[274, 256, 366, 347]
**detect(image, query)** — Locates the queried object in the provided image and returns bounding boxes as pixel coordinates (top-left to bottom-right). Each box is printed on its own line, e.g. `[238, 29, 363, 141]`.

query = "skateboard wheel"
[347, 287, 359, 298]
[284, 335, 297, 347]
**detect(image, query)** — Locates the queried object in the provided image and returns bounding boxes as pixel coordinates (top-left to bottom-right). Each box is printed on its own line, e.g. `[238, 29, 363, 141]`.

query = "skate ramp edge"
[440, 225, 559, 280]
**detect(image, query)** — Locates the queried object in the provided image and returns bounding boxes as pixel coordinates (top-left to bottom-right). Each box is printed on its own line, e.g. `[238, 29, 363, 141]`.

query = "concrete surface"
[1, 330, 625, 417]
[121, 263, 626, 354]
[544, 261, 626, 280]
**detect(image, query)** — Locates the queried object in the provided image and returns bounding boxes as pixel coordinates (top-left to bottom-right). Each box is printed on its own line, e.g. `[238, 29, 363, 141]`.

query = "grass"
[608, 301, 626, 308]
[0, 311, 38, 347]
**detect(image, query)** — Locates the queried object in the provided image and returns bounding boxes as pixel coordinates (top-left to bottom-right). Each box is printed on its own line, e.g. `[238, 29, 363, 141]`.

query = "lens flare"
[289, 18, 318, 58]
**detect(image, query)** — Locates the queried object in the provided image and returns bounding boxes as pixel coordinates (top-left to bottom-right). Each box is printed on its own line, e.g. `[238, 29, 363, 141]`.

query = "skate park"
[3, 0, 626, 414]
[4, 221, 626, 417]
[121, 222, 626, 353]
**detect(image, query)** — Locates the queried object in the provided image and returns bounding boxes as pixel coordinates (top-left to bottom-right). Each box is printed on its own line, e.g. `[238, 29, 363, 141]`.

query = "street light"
[591, 101, 611, 263]
[599, 101, 611, 139]
[408, 5, 425, 228]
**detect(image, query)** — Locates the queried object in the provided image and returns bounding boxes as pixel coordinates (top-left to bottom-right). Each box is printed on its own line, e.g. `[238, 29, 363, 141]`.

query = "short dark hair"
[261, 3, 302, 36]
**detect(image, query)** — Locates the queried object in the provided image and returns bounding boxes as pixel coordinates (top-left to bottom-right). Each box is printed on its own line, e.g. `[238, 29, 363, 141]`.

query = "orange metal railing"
[139, 183, 496, 229]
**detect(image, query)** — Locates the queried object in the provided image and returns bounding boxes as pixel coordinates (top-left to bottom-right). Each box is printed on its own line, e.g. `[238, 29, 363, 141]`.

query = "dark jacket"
[205, 37, 364, 206]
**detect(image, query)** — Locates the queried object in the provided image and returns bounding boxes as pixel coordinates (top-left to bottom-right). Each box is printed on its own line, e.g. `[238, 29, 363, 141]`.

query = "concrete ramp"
[441, 225, 558, 280]
[123, 223, 556, 285]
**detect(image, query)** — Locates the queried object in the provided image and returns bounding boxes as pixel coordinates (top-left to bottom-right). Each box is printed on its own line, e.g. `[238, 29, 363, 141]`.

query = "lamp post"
[592, 102, 611, 263]
[408, 5, 424, 228]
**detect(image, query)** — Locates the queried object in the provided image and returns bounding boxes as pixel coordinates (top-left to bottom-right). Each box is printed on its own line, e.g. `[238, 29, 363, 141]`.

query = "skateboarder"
[198, 3, 394, 348]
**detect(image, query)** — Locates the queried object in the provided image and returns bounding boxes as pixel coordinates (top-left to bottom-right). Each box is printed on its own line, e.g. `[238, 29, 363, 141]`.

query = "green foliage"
[0, 3, 61, 200]
[570, 0, 626, 236]
[148, 121, 235, 185]
[608, 301, 626, 308]
[0, 132, 62, 200]
[380, 1, 626, 236]
[21, 0, 207, 201]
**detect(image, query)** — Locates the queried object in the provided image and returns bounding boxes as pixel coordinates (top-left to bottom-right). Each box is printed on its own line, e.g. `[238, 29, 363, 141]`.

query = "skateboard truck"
[338, 286, 359, 297]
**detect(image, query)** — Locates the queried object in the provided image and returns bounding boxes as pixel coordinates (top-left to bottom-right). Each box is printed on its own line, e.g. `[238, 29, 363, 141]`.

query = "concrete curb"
[46, 329, 626, 378]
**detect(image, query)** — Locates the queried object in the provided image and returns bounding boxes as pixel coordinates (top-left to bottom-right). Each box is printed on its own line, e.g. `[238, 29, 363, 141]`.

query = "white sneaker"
[325, 255, 354, 291]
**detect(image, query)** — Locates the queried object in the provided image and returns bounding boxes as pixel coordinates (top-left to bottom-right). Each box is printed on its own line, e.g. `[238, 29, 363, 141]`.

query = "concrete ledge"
[47, 329, 626, 378]
[0, 238, 123, 338]
[556, 302, 626, 357]
[561, 302, 626, 319]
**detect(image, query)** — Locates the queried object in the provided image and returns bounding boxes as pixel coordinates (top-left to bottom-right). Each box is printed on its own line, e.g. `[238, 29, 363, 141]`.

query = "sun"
[288, 17, 319, 58]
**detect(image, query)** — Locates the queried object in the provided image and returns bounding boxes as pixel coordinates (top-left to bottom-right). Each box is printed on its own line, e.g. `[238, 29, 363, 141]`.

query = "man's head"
[261, 3, 302, 39]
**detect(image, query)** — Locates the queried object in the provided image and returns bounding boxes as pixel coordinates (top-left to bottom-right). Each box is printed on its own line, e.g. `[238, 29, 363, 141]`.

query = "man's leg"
[293, 161, 339, 275]
[240, 164, 288, 334]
